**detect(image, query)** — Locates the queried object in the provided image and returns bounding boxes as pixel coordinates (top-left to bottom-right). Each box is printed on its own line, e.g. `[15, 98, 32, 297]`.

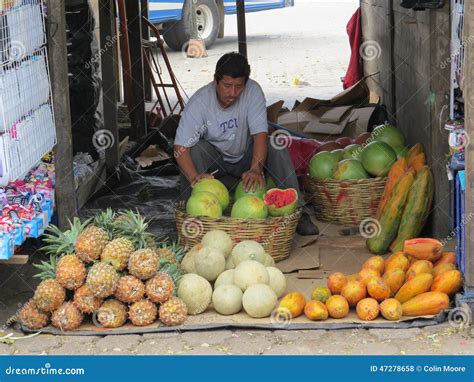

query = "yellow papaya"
[401, 291, 449, 316]
[376, 158, 409, 219]
[395, 273, 433, 303]
[390, 167, 434, 252]
[367, 171, 414, 255]
[430, 270, 462, 295]
[406, 143, 424, 164]
[403, 238, 443, 262]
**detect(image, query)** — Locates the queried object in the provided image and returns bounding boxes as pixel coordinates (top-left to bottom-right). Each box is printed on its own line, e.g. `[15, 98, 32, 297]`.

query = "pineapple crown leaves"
[159, 259, 183, 285]
[159, 240, 186, 262]
[93, 208, 116, 239]
[41, 217, 90, 256]
[33, 255, 59, 280]
[111, 210, 159, 249]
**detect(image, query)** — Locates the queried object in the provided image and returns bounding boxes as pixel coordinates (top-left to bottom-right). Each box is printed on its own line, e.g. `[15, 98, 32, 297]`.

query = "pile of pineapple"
[17, 210, 189, 332]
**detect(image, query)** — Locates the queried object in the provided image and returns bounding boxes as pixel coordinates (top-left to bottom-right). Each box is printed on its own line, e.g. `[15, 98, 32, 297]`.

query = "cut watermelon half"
[264, 188, 299, 217]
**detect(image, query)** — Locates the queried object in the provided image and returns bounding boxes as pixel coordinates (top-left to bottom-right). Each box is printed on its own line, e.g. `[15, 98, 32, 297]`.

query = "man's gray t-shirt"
[174, 79, 268, 163]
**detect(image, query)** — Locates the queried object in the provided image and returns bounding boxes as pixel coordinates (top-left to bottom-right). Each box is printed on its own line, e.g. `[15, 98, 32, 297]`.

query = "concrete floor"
[1, 0, 473, 356]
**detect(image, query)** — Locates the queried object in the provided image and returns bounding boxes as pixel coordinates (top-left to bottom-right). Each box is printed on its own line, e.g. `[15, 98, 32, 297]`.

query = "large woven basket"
[175, 201, 302, 262]
[308, 176, 386, 226]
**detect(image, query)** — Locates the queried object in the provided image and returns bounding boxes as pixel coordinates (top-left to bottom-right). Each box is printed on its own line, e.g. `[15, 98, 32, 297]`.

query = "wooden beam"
[464, 0, 474, 290]
[99, 0, 120, 172]
[0, 255, 29, 265]
[126, 0, 147, 138]
[236, 0, 247, 58]
[46, 0, 78, 229]
[141, 0, 152, 102]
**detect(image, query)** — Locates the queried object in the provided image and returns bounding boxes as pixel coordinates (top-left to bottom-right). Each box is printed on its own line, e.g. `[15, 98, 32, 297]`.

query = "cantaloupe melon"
[214, 269, 235, 289]
[233, 260, 269, 291]
[201, 230, 234, 258]
[242, 284, 277, 318]
[266, 266, 286, 298]
[194, 247, 226, 282]
[212, 285, 243, 315]
[231, 241, 266, 266]
[177, 273, 212, 315]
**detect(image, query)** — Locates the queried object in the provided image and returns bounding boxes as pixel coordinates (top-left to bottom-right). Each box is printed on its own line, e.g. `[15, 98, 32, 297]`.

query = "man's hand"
[242, 168, 265, 193]
[191, 173, 214, 187]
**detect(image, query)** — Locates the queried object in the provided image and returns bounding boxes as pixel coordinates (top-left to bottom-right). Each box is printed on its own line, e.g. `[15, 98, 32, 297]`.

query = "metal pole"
[236, 0, 247, 58]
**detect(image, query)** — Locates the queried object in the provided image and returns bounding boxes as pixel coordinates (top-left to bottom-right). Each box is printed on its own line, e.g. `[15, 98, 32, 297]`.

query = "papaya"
[430, 270, 463, 295]
[384, 252, 410, 272]
[432, 263, 457, 278]
[407, 153, 426, 172]
[383, 268, 406, 296]
[367, 278, 391, 301]
[347, 273, 359, 282]
[362, 256, 385, 274]
[276, 292, 306, 318]
[403, 238, 443, 262]
[380, 298, 403, 320]
[434, 252, 457, 267]
[367, 171, 415, 255]
[395, 273, 433, 303]
[341, 280, 367, 307]
[327, 272, 348, 295]
[304, 301, 328, 321]
[325, 295, 349, 319]
[401, 291, 449, 316]
[356, 298, 380, 321]
[390, 167, 434, 252]
[357, 268, 381, 286]
[405, 260, 434, 281]
[376, 157, 409, 219]
[406, 143, 424, 164]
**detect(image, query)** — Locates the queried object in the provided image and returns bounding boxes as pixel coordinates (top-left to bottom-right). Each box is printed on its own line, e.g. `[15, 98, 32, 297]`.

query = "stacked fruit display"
[178, 230, 287, 318]
[309, 124, 406, 180]
[18, 210, 188, 331]
[185, 178, 298, 219]
[367, 143, 434, 254]
[274, 244, 460, 322]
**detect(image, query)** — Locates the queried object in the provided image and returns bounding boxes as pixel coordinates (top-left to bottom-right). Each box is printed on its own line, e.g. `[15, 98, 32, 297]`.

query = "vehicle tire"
[162, 0, 220, 51]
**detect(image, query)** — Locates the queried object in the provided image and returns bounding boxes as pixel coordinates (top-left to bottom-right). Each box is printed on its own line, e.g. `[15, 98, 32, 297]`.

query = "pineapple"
[112, 210, 163, 249]
[156, 241, 186, 264]
[100, 237, 134, 271]
[33, 279, 66, 312]
[159, 297, 187, 326]
[73, 285, 103, 314]
[17, 300, 50, 330]
[96, 299, 128, 328]
[93, 208, 116, 238]
[128, 249, 160, 280]
[86, 262, 120, 298]
[75, 225, 109, 263]
[114, 275, 145, 304]
[145, 272, 174, 304]
[128, 299, 158, 326]
[51, 302, 84, 331]
[41, 217, 88, 256]
[55, 255, 86, 290]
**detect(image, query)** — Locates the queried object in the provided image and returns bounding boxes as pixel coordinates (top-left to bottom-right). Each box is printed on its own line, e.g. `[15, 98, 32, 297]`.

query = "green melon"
[342, 144, 363, 160]
[331, 149, 344, 161]
[371, 123, 406, 149]
[186, 192, 222, 218]
[266, 177, 277, 190]
[234, 180, 266, 200]
[192, 178, 230, 210]
[333, 159, 370, 180]
[231, 195, 268, 219]
[309, 151, 339, 179]
[360, 141, 397, 177]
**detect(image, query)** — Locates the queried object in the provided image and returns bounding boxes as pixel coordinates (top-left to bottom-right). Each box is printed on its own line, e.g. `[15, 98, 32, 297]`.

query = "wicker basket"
[308, 176, 386, 226]
[175, 201, 302, 262]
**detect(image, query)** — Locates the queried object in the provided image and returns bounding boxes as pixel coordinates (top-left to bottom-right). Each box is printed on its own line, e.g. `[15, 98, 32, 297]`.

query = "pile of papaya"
[367, 143, 434, 255]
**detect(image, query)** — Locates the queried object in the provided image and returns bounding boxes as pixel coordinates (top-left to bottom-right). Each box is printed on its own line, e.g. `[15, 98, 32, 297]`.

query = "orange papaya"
[407, 153, 426, 172]
[390, 167, 434, 252]
[395, 273, 433, 303]
[367, 171, 414, 255]
[432, 263, 457, 278]
[406, 143, 424, 164]
[401, 291, 449, 316]
[434, 252, 457, 267]
[384, 252, 410, 272]
[376, 157, 409, 219]
[405, 260, 434, 281]
[403, 238, 443, 262]
[430, 270, 463, 295]
[383, 268, 406, 296]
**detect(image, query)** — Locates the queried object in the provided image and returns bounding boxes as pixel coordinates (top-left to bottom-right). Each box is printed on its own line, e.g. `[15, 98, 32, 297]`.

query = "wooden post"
[236, 0, 247, 58]
[46, 0, 78, 229]
[463, 0, 474, 291]
[99, 0, 120, 172]
[125, 0, 147, 138]
[141, 0, 152, 102]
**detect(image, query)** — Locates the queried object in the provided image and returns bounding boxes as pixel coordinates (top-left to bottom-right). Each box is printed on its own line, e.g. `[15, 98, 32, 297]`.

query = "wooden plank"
[428, 4, 451, 239]
[125, 0, 147, 139]
[76, 159, 107, 209]
[46, 0, 78, 229]
[141, 0, 152, 102]
[464, 0, 474, 290]
[99, 0, 120, 172]
[0, 255, 29, 265]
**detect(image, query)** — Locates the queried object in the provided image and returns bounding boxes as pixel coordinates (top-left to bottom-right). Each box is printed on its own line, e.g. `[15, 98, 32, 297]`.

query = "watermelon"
[264, 188, 299, 217]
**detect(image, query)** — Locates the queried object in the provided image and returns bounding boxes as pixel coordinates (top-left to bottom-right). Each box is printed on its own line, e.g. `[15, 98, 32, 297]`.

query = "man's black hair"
[214, 52, 251, 83]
